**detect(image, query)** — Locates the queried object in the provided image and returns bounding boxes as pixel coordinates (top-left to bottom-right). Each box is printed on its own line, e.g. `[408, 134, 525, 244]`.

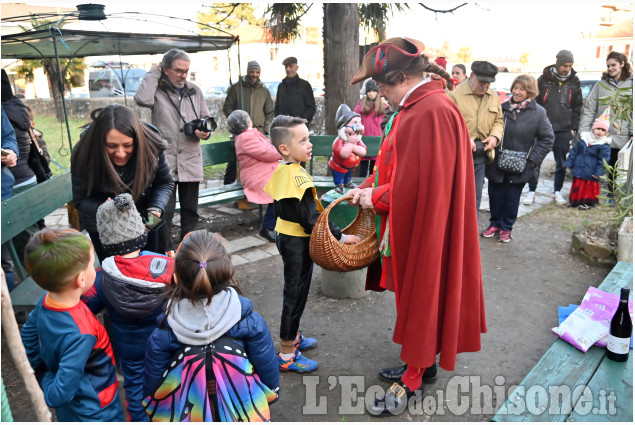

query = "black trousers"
[488, 180, 525, 231]
[223, 161, 237, 185]
[159, 181, 200, 252]
[276, 234, 314, 341]
[528, 130, 571, 192]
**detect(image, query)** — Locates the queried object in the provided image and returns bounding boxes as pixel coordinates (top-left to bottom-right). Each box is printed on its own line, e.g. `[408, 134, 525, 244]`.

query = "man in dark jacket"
[524, 49, 583, 206]
[222, 60, 274, 184]
[274, 57, 316, 124]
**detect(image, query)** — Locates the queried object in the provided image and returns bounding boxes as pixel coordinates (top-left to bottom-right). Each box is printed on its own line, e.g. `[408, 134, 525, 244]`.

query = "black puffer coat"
[2, 97, 35, 185]
[486, 100, 555, 184]
[536, 65, 583, 132]
[72, 138, 174, 233]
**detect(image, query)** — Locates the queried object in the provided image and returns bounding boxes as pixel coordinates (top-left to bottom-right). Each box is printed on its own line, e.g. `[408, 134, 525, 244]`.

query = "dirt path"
[1, 204, 611, 421]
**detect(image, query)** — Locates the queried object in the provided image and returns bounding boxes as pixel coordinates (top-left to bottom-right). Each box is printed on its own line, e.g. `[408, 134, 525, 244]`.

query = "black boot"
[366, 381, 424, 417]
[378, 363, 437, 383]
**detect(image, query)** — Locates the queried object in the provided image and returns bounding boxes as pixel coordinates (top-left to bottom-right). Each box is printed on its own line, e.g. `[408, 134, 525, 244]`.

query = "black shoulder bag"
[28, 127, 52, 182]
[496, 114, 531, 174]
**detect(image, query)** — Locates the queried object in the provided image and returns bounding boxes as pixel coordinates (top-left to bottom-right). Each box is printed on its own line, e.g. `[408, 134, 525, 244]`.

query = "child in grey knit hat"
[96, 194, 148, 257]
[87, 193, 174, 421]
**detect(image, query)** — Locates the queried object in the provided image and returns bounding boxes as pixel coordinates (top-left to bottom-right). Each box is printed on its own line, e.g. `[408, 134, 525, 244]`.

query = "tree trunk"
[323, 3, 359, 135]
[44, 61, 64, 123]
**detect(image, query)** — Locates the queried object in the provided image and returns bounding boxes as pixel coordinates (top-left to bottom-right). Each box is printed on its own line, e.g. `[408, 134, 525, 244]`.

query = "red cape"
[368, 81, 486, 371]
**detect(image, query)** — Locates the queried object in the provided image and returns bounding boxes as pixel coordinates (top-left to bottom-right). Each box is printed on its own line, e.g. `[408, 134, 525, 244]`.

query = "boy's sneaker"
[522, 191, 535, 205]
[577, 204, 591, 210]
[481, 226, 501, 238]
[498, 230, 512, 243]
[553, 191, 567, 205]
[279, 350, 318, 373]
[295, 331, 317, 351]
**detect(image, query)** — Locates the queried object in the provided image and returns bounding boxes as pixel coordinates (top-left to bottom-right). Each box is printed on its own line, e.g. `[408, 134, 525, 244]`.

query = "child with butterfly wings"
[142, 230, 279, 422]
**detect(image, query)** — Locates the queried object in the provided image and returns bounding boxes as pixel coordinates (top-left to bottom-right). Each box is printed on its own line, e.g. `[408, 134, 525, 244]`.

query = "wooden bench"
[179, 135, 383, 210]
[492, 261, 633, 422]
[1, 173, 100, 321]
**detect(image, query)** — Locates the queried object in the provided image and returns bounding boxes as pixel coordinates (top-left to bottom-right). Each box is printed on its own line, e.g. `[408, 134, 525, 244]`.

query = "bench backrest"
[201, 135, 382, 170]
[1, 172, 73, 244]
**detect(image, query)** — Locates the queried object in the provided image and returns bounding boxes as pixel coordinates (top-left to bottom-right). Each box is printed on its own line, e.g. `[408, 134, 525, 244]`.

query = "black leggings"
[276, 234, 314, 341]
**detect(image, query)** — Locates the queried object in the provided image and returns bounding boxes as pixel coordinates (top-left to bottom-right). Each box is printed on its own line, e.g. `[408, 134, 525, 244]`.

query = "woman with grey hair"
[229, 110, 281, 242]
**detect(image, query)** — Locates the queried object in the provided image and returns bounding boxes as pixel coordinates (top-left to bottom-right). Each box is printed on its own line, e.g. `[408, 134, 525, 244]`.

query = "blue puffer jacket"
[565, 134, 611, 181]
[143, 295, 279, 398]
[82, 252, 173, 422]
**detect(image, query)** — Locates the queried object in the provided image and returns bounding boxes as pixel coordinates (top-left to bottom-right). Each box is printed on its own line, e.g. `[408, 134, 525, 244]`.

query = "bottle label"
[607, 335, 630, 355]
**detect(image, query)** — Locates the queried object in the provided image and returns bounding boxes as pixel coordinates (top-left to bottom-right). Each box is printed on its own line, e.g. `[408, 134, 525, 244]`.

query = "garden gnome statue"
[328, 104, 367, 194]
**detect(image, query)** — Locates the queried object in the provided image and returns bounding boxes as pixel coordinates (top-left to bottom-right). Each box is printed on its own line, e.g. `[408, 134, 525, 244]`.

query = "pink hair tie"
[199, 261, 207, 268]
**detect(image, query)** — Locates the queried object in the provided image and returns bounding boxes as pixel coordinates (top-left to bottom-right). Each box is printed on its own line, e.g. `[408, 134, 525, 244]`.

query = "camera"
[183, 117, 217, 136]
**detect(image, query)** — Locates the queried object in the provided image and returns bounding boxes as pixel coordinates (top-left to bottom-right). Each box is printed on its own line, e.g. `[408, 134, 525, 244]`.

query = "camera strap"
[159, 83, 200, 126]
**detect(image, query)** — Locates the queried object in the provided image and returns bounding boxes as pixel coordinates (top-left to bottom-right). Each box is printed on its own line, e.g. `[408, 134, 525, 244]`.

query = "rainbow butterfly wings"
[143, 336, 278, 422]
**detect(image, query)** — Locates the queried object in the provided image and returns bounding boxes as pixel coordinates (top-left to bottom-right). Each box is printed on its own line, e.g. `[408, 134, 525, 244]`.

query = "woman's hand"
[1, 149, 17, 167]
[349, 187, 374, 209]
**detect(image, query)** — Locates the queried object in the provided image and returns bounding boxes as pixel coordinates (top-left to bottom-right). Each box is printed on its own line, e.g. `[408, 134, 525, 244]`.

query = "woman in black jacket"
[72, 104, 174, 260]
[481, 75, 554, 243]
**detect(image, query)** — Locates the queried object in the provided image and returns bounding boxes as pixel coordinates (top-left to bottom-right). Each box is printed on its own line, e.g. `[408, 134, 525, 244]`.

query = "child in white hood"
[565, 117, 612, 209]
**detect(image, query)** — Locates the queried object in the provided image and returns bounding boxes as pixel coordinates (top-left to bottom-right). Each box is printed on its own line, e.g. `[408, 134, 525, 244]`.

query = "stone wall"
[24, 96, 327, 135]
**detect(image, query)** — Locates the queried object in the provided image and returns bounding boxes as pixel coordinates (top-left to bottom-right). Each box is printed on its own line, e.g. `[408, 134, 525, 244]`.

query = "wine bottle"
[606, 288, 632, 362]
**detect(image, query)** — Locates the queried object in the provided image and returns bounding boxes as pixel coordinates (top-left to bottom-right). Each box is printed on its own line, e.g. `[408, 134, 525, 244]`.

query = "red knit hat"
[350, 37, 425, 85]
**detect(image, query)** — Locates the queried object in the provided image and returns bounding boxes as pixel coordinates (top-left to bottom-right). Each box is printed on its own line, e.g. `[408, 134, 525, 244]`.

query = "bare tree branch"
[418, 3, 468, 13]
[214, 3, 239, 26]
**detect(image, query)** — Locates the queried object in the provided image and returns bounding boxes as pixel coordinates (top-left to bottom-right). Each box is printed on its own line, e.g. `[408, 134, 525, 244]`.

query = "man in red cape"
[348, 37, 486, 416]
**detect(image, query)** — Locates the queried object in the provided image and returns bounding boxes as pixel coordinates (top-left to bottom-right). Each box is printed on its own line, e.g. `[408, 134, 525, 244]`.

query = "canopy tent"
[1, 25, 238, 149]
[1, 29, 236, 59]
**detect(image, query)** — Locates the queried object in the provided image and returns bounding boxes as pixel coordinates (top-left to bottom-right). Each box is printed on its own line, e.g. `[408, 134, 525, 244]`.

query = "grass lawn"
[35, 115, 231, 178]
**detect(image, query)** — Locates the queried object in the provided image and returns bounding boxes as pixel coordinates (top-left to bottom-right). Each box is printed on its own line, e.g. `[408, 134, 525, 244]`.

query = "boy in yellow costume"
[265, 115, 360, 373]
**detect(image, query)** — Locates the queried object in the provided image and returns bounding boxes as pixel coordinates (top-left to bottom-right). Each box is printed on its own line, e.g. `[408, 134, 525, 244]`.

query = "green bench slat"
[197, 190, 246, 208]
[492, 261, 633, 422]
[201, 140, 236, 165]
[1, 173, 72, 244]
[567, 354, 632, 422]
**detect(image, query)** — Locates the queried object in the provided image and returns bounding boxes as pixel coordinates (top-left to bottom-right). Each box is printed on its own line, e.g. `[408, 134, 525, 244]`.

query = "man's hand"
[1, 149, 18, 167]
[349, 187, 374, 209]
[195, 130, 211, 140]
[482, 135, 498, 152]
[343, 234, 362, 245]
[470, 139, 476, 152]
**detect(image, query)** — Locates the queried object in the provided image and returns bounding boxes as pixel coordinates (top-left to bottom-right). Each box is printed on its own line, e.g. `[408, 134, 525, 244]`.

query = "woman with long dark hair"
[579, 51, 633, 201]
[71, 104, 174, 260]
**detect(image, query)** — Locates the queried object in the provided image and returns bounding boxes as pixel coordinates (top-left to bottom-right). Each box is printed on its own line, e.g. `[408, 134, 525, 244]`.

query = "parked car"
[88, 62, 146, 98]
[263, 81, 281, 97]
[495, 89, 511, 103]
[205, 85, 229, 98]
[579, 79, 599, 102]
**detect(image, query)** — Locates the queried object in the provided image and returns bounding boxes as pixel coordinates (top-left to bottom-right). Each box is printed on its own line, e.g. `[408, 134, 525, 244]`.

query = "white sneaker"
[553, 191, 567, 205]
[522, 192, 535, 205]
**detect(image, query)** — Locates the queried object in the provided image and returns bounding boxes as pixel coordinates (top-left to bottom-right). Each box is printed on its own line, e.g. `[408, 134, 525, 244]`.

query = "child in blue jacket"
[143, 230, 279, 421]
[565, 117, 612, 209]
[81, 193, 174, 421]
[20, 229, 124, 422]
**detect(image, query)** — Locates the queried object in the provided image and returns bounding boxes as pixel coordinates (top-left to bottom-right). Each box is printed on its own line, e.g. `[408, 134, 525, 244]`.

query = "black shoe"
[378, 363, 437, 383]
[366, 381, 424, 417]
[334, 184, 345, 194]
[259, 227, 276, 243]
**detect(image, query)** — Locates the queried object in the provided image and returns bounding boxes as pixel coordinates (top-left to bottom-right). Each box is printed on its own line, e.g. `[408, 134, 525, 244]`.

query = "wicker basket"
[310, 195, 379, 272]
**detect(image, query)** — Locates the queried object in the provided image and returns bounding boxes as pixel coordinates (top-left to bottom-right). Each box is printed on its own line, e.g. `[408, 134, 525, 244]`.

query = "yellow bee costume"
[263, 162, 342, 342]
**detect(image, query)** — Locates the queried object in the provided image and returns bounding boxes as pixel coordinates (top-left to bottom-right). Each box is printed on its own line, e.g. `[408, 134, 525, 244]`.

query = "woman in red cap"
[348, 37, 486, 416]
